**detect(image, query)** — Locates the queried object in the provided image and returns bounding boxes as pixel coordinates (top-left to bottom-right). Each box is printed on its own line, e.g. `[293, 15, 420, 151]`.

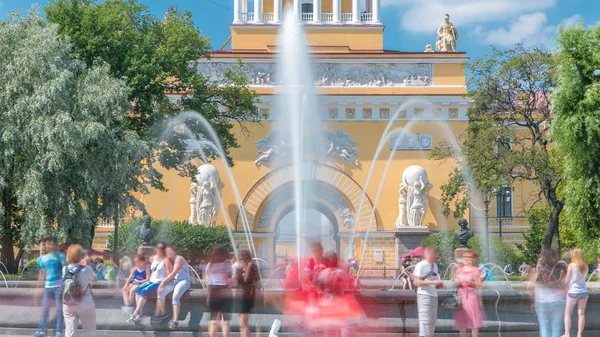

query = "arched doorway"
[235, 163, 380, 265]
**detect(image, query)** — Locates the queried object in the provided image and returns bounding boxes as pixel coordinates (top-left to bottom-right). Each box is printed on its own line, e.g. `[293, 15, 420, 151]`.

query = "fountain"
[276, 11, 320, 260]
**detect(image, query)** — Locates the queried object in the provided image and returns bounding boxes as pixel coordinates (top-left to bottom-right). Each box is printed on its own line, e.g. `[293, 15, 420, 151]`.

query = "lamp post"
[483, 193, 491, 262]
[492, 187, 511, 242]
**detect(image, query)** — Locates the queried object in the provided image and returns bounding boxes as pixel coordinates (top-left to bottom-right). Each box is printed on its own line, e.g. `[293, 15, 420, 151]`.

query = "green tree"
[46, 0, 260, 175]
[517, 206, 548, 264]
[108, 218, 232, 259]
[431, 46, 564, 249]
[0, 10, 158, 272]
[553, 23, 600, 242]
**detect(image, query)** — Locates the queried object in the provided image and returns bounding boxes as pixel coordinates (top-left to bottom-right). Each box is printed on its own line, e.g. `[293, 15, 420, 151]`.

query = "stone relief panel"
[390, 133, 432, 151]
[197, 62, 433, 87]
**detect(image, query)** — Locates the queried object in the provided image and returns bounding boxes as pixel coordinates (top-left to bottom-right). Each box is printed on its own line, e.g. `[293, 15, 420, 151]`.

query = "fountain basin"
[1, 287, 600, 337]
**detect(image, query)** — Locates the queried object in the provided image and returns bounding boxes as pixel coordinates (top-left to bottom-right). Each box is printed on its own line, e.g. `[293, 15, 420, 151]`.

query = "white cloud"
[382, 0, 557, 34]
[470, 13, 585, 48]
[470, 12, 552, 47]
[560, 14, 584, 28]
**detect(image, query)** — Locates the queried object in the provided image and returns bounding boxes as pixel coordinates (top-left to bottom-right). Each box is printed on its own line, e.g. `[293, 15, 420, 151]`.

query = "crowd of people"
[414, 246, 591, 337]
[30, 237, 596, 337]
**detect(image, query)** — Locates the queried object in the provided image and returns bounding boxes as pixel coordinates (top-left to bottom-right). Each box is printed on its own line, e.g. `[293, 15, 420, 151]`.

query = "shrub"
[421, 230, 517, 274]
[108, 218, 232, 260]
[25, 258, 38, 270]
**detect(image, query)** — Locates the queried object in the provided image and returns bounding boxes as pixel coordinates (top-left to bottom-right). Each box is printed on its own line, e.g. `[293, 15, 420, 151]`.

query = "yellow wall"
[231, 26, 384, 51]
[433, 64, 466, 86]
[143, 119, 467, 233]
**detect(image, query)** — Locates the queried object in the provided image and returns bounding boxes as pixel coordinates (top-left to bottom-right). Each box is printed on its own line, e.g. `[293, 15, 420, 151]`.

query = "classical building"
[93, 0, 531, 271]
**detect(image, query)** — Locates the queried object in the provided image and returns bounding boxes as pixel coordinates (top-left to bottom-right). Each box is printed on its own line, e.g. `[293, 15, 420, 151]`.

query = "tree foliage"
[108, 218, 232, 259]
[0, 10, 158, 272]
[516, 206, 548, 264]
[553, 23, 600, 242]
[421, 231, 517, 274]
[46, 0, 261, 172]
[431, 46, 564, 249]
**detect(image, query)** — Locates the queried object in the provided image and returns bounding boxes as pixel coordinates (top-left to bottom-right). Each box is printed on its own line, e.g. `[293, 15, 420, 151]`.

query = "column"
[253, 0, 262, 23]
[352, 0, 359, 23]
[332, 0, 341, 23]
[372, 0, 380, 23]
[273, 0, 281, 23]
[233, 0, 241, 23]
[313, 0, 321, 23]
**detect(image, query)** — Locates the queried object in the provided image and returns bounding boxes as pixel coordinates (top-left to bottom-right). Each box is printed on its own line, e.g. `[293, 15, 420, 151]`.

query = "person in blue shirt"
[34, 238, 67, 337]
[479, 264, 494, 281]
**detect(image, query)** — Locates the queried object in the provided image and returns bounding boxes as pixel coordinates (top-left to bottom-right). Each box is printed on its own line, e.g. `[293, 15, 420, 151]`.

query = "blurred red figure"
[283, 248, 363, 336]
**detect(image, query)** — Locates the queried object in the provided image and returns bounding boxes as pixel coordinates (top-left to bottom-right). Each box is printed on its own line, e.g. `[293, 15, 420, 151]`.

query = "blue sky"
[1, 0, 599, 60]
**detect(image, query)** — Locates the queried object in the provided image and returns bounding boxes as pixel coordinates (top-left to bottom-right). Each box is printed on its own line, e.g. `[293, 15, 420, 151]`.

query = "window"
[496, 186, 512, 218]
[301, 3, 313, 13]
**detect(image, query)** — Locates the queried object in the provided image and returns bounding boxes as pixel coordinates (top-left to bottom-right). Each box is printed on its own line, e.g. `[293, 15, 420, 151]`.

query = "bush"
[421, 230, 518, 273]
[108, 218, 232, 260]
[25, 258, 38, 270]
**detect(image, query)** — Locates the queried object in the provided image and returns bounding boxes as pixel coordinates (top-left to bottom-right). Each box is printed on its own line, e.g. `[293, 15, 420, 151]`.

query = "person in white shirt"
[62, 244, 98, 337]
[413, 247, 443, 337]
[563, 248, 589, 337]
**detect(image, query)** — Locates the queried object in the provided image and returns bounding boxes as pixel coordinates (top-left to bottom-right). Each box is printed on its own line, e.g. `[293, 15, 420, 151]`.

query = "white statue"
[394, 183, 409, 228]
[395, 165, 433, 228]
[190, 164, 224, 226]
[189, 182, 199, 224]
[436, 14, 459, 52]
[424, 43, 433, 53]
[254, 145, 278, 167]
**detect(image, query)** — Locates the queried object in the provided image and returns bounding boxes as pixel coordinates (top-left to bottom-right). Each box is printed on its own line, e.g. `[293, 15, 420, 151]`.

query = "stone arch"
[236, 162, 380, 232]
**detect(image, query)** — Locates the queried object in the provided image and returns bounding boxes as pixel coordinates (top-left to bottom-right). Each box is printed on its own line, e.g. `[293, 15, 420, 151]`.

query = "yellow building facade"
[93, 0, 532, 270]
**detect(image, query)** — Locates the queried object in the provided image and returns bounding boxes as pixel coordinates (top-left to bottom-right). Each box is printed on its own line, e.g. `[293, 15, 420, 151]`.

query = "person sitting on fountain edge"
[33, 238, 67, 337]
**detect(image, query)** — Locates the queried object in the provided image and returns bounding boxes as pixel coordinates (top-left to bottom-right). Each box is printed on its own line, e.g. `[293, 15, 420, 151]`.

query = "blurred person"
[479, 264, 494, 281]
[530, 248, 567, 337]
[205, 245, 233, 337]
[128, 242, 173, 323]
[563, 248, 589, 337]
[158, 246, 191, 329]
[504, 263, 514, 276]
[592, 256, 600, 278]
[312, 251, 362, 336]
[121, 255, 150, 314]
[62, 244, 98, 337]
[454, 250, 485, 337]
[233, 250, 260, 337]
[400, 256, 414, 290]
[414, 246, 444, 337]
[33, 238, 67, 337]
[519, 261, 531, 277]
[94, 258, 106, 281]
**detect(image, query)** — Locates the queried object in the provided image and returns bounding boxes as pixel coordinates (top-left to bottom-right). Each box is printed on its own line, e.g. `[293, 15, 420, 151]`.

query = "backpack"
[62, 265, 85, 305]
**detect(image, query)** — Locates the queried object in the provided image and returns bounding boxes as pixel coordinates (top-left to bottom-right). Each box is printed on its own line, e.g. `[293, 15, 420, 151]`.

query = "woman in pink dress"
[454, 249, 485, 337]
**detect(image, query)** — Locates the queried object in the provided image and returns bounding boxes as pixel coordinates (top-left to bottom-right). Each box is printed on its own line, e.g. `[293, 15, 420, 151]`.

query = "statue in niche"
[436, 14, 459, 52]
[324, 130, 360, 166]
[136, 215, 157, 245]
[395, 165, 433, 227]
[454, 218, 474, 248]
[190, 164, 224, 226]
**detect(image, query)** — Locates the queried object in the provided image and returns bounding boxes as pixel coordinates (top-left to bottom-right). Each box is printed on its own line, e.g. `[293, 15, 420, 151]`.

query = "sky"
[1, 0, 599, 60]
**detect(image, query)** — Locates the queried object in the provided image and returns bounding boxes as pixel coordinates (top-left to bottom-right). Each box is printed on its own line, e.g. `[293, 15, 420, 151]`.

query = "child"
[122, 255, 150, 313]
